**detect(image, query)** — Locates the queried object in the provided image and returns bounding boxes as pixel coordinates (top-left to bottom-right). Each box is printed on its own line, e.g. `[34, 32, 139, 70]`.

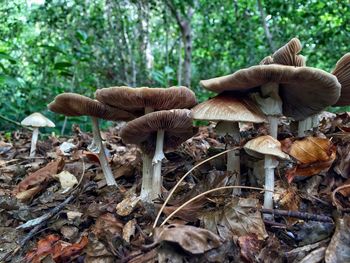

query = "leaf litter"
[0, 113, 349, 262]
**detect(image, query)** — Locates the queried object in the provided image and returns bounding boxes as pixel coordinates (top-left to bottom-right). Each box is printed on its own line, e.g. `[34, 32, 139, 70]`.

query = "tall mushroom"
[21, 112, 55, 158]
[244, 135, 290, 211]
[200, 65, 341, 139]
[48, 93, 135, 187]
[120, 109, 195, 201]
[95, 86, 197, 200]
[191, 92, 267, 194]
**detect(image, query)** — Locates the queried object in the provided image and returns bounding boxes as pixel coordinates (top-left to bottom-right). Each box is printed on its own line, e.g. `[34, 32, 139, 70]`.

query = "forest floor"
[0, 113, 349, 263]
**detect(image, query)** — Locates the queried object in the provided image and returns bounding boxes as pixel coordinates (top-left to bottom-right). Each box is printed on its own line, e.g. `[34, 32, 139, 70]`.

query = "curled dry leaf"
[12, 158, 64, 201]
[282, 137, 336, 182]
[325, 215, 350, 263]
[123, 219, 137, 243]
[25, 234, 60, 262]
[153, 224, 222, 254]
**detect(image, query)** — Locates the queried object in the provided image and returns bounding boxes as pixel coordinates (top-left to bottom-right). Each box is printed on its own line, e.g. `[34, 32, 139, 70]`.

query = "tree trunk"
[257, 0, 275, 53]
[165, 0, 196, 88]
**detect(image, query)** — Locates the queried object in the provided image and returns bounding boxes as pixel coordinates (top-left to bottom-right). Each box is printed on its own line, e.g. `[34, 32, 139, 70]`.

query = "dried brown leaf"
[153, 224, 222, 254]
[201, 198, 268, 240]
[238, 234, 263, 263]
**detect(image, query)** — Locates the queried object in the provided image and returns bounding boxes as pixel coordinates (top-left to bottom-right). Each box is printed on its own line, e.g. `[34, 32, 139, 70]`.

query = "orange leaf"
[288, 137, 334, 164]
[25, 234, 60, 262]
[52, 236, 89, 262]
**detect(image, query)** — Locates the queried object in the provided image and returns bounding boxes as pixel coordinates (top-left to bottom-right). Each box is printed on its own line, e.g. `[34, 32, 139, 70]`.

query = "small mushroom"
[244, 135, 290, 213]
[96, 86, 197, 200]
[200, 65, 341, 139]
[21, 112, 55, 157]
[48, 93, 135, 187]
[191, 92, 267, 194]
[120, 109, 195, 201]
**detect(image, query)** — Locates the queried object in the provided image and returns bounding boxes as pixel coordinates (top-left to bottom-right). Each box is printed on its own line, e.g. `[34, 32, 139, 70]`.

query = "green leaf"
[0, 52, 17, 64]
[54, 62, 73, 70]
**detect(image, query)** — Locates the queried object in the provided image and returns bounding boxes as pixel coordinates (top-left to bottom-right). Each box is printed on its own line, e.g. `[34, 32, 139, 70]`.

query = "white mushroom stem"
[251, 82, 282, 139]
[91, 117, 117, 187]
[298, 114, 319, 137]
[152, 129, 165, 199]
[29, 127, 39, 158]
[216, 121, 241, 195]
[140, 153, 153, 201]
[263, 155, 279, 218]
[139, 106, 155, 202]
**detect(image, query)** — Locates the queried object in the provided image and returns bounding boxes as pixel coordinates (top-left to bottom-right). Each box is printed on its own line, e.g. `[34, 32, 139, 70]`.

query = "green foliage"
[0, 0, 349, 132]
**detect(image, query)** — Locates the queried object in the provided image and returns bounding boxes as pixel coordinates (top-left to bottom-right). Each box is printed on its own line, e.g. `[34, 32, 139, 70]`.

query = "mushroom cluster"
[48, 87, 197, 202]
[46, 37, 349, 218]
[194, 37, 346, 213]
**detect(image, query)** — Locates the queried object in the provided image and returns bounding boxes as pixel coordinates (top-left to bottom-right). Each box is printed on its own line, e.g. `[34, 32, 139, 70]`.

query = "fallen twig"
[261, 208, 334, 223]
[0, 114, 33, 131]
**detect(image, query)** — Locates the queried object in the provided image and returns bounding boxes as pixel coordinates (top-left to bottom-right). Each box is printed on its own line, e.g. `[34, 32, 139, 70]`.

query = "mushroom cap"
[244, 135, 290, 160]
[191, 92, 267, 123]
[21, 112, 55, 128]
[332, 53, 350, 106]
[261, 38, 306, 67]
[48, 93, 136, 121]
[120, 109, 195, 154]
[200, 65, 341, 121]
[95, 86, 197, 111]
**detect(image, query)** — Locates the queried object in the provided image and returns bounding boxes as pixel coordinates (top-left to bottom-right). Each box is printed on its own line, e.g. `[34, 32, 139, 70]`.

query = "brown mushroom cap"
[260, 38, 306, 67]
[244, 135, 290, 160]
[120, 109, 195, 154]
[48, 93, 135, 121]
[95, 86, 197, 111]
[192, 92, 267, 123]
[332, 53, 350, 106]
[200, 65, 341, 121]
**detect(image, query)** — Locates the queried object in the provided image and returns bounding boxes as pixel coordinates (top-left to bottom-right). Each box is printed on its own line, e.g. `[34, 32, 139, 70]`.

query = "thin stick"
[331, 183, 350, 211]
[160, 185, 270, 227]
[0, 114, 33, 130]
[153, 148, 238, 229]
[261, 208, 333, 223]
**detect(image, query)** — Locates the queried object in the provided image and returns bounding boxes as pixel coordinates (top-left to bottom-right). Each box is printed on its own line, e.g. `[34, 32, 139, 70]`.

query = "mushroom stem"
[91, 117, 117, 187]
[298, 114, 319, 137]
[29, 127, 39, 158]
[263, 155, 278, 218]
[268, 116, 278, 138]
[216, 121, 241, 195]
[140, 153, 154, 201]
[152, 129, 165, 199]
[251, 82, 282, 139]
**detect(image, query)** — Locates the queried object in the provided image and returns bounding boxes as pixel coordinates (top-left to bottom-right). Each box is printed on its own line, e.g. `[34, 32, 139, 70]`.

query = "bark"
[257, 0, 275, 53]
[166, 0, 196, 87]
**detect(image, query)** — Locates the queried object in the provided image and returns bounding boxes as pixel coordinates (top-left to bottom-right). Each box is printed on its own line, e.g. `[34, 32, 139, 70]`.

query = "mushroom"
[120, 109, 195, 201]
[244, 135, 290, 212]
[332, 53, 350, 106]
[21, 112, 55, 158]
[200, 65, 341, 139]
[260, 37, 306, 67]
[95, 86, 197, 200]
[48, 93, 135, 186]
[191, 92, 267, 194]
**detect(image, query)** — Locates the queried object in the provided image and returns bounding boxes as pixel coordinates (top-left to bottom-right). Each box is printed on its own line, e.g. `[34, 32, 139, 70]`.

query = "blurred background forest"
[0, 0, 349, 133]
